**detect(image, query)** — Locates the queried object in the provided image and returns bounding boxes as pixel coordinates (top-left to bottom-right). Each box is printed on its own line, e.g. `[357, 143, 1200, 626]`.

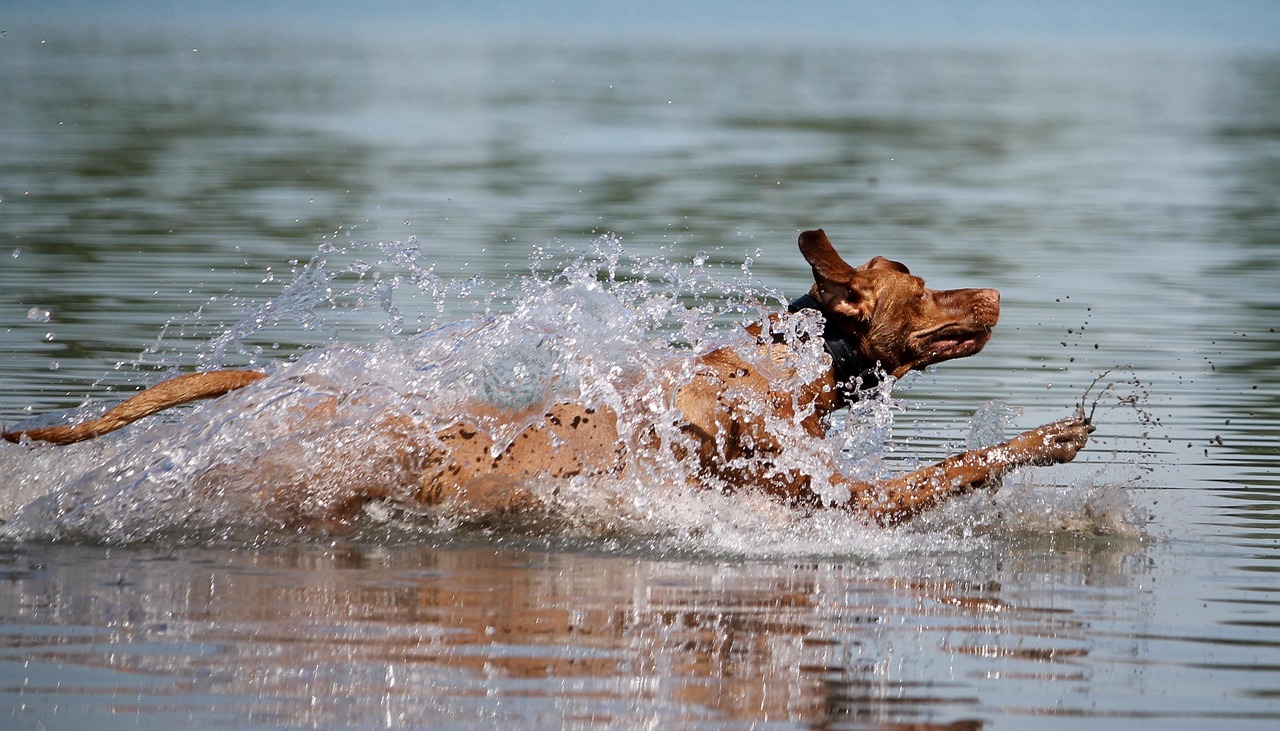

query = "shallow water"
[1, 26, 1279, 729]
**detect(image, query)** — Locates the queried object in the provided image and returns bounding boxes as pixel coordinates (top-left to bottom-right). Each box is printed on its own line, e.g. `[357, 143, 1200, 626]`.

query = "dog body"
[4, 230, 1093, 527]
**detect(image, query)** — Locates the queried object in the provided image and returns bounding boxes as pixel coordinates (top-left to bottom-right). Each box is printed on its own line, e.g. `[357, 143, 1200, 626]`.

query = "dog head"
[798, 229, 999, 378]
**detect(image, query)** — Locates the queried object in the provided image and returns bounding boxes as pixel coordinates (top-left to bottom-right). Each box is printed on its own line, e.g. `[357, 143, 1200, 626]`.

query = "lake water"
[1, 25, 1279, 730]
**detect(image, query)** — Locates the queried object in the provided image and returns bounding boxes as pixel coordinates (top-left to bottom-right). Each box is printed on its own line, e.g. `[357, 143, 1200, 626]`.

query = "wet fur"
[4, 230, 1092, 527]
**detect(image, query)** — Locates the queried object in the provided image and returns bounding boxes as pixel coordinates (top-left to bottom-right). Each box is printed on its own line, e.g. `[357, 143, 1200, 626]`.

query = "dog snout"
[935, 287, 1000, 327]
[976, 288, 1000, 325]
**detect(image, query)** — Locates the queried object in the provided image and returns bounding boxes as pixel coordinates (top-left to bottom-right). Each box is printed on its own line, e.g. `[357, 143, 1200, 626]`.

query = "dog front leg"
[844, 416, 1094, 525]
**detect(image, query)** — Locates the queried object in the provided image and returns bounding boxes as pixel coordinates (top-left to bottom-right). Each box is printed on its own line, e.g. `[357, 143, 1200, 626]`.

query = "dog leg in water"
[3, 370, 268, 446]
[845, 416, 1095, 525]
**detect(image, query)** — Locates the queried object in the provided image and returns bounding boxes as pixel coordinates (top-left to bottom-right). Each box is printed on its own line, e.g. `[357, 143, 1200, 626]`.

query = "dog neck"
[787, 293, 881, 403]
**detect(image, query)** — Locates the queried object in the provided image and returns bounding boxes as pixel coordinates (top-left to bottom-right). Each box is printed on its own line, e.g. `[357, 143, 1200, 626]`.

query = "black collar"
[787, 293, 881, 403]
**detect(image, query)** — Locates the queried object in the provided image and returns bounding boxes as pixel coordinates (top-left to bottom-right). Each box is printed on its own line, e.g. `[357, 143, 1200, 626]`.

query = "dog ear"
[798, 229, 874, 321]
[798, 229, 855, 282]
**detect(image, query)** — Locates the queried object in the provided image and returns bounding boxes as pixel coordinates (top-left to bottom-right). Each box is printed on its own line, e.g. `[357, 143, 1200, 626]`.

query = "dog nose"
[933, 287, 1000, 326]
[941, 287, 1000, 325]
[976, 288, 1000, 325]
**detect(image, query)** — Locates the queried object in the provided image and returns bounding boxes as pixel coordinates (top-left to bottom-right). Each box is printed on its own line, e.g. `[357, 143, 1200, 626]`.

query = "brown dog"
[4, 230, 1093, 526]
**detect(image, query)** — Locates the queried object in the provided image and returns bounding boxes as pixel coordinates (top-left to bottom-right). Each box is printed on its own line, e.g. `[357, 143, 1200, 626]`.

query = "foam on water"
[0, 237, 1141, 552]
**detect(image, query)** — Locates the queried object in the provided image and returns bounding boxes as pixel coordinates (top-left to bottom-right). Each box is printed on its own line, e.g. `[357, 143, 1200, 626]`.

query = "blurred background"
[3, 0, 1277, 409]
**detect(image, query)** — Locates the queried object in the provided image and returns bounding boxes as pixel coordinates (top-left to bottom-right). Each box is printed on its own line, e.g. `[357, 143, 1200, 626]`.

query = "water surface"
[1, 27, 1278, 729]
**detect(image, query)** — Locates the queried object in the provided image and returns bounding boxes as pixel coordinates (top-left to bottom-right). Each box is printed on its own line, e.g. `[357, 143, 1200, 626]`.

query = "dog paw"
[1011, 417, 1095, 466]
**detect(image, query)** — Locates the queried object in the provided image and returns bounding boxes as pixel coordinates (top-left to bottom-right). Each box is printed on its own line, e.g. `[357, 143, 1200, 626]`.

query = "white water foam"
[0, 237, 1141, 552]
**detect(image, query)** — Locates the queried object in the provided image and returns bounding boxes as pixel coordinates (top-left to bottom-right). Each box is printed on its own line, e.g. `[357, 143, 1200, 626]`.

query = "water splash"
[0, 236, 1139, 551]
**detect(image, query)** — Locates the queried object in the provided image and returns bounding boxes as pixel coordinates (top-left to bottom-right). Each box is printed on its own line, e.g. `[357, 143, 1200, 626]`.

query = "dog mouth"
[911, 323, 993, 364]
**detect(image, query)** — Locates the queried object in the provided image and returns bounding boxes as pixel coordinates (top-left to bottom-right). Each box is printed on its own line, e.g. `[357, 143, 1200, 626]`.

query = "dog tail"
[3, 369, 269, 446]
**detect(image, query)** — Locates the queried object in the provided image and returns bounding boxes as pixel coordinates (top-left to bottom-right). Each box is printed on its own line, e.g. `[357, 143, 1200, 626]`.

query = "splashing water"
[0, 237, 1140, 551]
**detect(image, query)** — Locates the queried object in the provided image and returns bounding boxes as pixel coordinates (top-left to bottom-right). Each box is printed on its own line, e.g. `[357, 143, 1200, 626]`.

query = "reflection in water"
[0, 540, 1154, 729]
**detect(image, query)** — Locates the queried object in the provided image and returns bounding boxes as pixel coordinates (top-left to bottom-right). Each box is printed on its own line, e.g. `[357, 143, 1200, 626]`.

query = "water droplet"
[27, 306, 50, 322]
[44, 331, 56, 341]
